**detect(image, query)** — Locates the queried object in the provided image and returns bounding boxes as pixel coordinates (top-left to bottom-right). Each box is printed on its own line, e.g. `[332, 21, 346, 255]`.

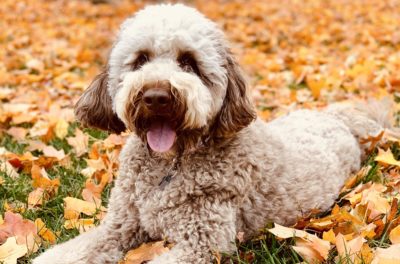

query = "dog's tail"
[325, 97, 399, 157]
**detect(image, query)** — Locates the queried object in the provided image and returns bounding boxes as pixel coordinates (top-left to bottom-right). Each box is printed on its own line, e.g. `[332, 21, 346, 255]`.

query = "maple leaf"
[66, 128, 89, 157]
[31, 165, 60, 194]
[0, 212, 39, 251]
[42, 146, 66, 161]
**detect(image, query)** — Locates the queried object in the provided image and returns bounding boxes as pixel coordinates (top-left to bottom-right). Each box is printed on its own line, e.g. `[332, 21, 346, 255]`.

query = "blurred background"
[2, 0, 400, 121]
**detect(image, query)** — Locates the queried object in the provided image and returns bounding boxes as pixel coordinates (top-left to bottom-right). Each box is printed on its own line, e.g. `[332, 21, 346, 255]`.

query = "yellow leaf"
[389, 225, 400, 244]
[35, 218, 56, 244]
[0, 236, 28, 264]
[64, 218, 95, 233]
[63, 197, 105, 220]
[306, 74, 325, 99]
[121, 241, 170, 264]
[322, 229, 336, 244]
[375, 148, 400, 167]
[54, 119, 69, 139]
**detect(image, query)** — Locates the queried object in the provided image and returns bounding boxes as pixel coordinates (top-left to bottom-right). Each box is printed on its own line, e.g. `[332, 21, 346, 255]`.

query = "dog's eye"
[131, 52, 149, 70]
[178, 52, 200, 75]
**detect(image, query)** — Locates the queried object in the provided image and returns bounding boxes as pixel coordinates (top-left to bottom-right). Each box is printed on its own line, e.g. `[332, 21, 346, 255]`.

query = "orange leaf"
[121, 241, 170, 264]
[35, 218, 56, 244]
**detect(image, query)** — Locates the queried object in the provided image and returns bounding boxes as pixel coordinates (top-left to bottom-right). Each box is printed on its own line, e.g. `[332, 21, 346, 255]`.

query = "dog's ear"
[74, 70, 126, 134]
[212, 53, 256, 139]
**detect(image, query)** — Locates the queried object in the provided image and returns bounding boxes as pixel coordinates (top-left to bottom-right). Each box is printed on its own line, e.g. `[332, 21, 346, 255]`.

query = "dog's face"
[75, 4, 255, 153]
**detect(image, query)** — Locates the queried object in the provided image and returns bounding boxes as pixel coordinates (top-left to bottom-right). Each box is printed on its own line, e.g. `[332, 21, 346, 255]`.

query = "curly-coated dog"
[33, 4, 390, 264]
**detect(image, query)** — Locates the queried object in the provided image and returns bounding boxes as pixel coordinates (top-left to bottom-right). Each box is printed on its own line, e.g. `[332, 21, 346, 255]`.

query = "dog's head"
[75, 4, 256, 154]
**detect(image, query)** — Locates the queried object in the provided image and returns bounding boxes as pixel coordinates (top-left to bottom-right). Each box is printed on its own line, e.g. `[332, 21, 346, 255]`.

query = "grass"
[0, 129, 112, 263]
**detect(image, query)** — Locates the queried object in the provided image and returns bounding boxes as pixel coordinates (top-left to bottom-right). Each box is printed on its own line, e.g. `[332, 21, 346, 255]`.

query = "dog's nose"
[143, 88, 172, 111]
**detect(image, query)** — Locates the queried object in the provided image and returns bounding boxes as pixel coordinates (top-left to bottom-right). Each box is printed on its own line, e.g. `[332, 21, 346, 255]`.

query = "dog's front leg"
[33, 177, 147, 264]
[149, 201, 237, 264]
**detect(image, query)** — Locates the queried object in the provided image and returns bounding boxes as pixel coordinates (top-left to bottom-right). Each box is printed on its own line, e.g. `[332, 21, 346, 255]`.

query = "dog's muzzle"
[142, 81, 177, 153]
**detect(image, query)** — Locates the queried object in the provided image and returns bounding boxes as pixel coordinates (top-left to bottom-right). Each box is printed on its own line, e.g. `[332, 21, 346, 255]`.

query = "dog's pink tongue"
[146, 121, 176, 153]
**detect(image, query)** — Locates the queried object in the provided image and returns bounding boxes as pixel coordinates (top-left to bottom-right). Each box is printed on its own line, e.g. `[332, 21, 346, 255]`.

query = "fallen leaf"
[0, 236, 28, 264]
[63, 197, 105, 220]
[27, 188, 44, 208]
[42, 146, 66, 161]
[389, 225, 400, 244]
[322, 229, 336, 244]
[120, 241, 170, 264]
[335, 234, 364, 262]
[6, 127, 27, 141]
[0, 160, 19, 179]
[31, 165, 60, 194]
[35, 218, 56, 244]
[372, 244, 400, 264]
[63, 218, 95, 233]
[0, 212, 37, 246]
[375, 148, 400, 167]
[269, 223, 330, 260]
[103, 134, 127, 149]
[54, 118, 69, 139]
[66, 128, 88, 156]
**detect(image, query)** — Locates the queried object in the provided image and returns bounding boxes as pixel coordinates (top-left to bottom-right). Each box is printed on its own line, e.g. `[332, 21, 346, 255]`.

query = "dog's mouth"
[146, 118, 177, 153]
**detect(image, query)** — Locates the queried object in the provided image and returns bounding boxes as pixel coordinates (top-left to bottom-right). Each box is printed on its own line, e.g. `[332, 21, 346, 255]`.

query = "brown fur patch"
[210, 53, 256, 140]
[74, 70, 126, 134]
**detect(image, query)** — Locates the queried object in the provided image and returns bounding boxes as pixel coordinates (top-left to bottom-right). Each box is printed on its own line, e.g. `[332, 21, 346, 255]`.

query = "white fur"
[109, 4, 228, 129]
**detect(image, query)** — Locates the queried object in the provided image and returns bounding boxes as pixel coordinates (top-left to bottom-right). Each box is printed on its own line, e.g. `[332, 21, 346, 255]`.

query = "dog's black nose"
[143, 88, 171, 112]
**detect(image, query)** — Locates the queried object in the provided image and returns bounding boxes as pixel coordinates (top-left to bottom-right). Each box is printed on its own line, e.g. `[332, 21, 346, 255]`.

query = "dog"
[33, 4, 389, 264]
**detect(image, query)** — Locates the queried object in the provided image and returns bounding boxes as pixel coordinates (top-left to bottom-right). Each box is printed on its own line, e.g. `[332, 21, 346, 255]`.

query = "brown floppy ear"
[212, 53, 256, 139]
[74, 70, 126, 134]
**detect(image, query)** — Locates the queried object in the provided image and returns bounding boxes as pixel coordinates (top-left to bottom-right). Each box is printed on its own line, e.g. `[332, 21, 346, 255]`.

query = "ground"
[1, 0, 400, 263]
